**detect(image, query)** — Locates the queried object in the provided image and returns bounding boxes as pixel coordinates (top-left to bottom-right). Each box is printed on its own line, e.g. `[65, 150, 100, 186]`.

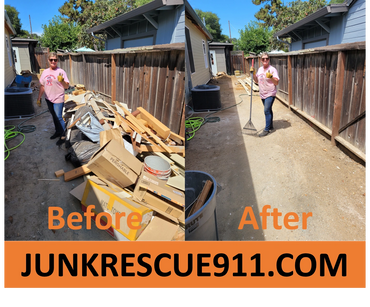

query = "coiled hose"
[4, 110, 49, 160]
[185, 93, 248, 141]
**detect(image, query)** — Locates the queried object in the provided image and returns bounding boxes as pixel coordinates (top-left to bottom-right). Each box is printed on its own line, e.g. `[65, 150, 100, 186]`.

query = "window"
[185, 27, 195, 73]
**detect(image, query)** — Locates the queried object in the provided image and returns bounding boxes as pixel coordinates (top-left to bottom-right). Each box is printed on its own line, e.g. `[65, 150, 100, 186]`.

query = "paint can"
[144, 156, 171, 180]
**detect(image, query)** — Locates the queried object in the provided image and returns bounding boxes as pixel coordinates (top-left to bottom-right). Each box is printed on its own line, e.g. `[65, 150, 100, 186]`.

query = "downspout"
[91, 32, 107, 51]
[277, 36, 291, 51]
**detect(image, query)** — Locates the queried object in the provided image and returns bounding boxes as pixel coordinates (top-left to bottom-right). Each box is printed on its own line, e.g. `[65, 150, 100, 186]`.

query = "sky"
[188, 0, 262, 39]
[4, 0, 262, 38]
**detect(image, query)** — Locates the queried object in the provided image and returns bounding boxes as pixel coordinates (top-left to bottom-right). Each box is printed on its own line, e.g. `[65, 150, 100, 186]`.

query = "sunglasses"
[262, 58, 269, 61]
[49, 59, 58, 62]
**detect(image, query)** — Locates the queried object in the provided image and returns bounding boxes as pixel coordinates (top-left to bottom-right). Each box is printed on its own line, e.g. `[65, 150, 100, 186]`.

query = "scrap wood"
[167, 175, 185, 191]
[88, 99, 111, 130]
[55, 169, 65, 177]
[188, 180, 213, 217]
[169, 131, 185, 145]
[64, 165, 91, 182]
[67, 116, 81, 129]
[238, 79, 251, 95]
[139, 144, 184, 156]
[169, 153, 185, 169]
[136, 107, 171, 140]
[244, 78, 259, 91]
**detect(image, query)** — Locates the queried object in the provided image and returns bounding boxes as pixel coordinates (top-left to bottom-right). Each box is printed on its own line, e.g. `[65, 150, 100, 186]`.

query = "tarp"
[75, 47, 95, 52]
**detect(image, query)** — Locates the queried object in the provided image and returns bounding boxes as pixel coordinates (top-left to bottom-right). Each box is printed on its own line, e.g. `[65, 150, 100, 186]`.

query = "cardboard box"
[134, 184, 184, 224]
[87, 139, 142, 188]
[136, 171, 185, 207]
[81, 179, 153, 241]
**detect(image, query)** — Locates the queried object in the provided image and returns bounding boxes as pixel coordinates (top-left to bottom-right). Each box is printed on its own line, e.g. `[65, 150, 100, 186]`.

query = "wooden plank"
[64, 165, 91, 182]
[55, 169, 65, 178]
[331, 51, 345, 145]
[238, 79, 251, 95]
[139, 144, 184, 155]
[288, 55, 292, 106]
[169, 131, 185, 145]
[88, 99, 111, 130]
[111, 53, 117, 102]
[137, 106, 171, 139]
[188, 180, 213, 217]
[355, 52, 369, 154]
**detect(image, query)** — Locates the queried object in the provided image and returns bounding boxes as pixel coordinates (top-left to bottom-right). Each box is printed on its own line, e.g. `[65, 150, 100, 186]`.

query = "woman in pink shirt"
[37, 52, 70, 145]
[252, 52, 280, 137]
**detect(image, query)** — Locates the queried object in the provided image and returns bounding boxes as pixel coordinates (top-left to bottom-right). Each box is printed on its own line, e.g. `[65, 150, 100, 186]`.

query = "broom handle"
[249, 59, 254, 120]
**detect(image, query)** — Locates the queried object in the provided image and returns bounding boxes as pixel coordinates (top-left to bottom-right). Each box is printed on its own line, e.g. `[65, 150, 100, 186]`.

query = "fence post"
[69, 54, 73, 85]
[82, 54, 86, 88]
[331, 51, 345, 145]
[288, 55, 293, 108]
[242, 51, 245, 73]
[111, 53, 117, 102]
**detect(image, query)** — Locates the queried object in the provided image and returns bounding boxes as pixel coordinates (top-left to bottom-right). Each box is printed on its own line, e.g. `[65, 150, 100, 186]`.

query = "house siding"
[342, 0, 366, 43]
[4, 30, 15, 87]
[185, 18, 211, 87]
[106, 37, 121, 50]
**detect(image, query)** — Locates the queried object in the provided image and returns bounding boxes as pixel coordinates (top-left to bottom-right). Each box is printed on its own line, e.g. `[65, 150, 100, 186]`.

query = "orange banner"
[5, 241, 365, 288]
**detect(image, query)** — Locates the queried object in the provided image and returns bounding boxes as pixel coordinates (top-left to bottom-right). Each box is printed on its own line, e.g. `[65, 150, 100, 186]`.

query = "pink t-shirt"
[39, 67, 69, 103]
[256, 65, 279, 99]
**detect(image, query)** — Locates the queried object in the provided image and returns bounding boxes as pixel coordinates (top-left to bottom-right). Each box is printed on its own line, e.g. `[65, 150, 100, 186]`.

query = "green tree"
[252, 0, 284, 28]
[195, 9, 229, 42]
[58, 0, 152, 50]
[40, 16, 81, 51]
[5, 4, 22, 34]
[237, 21, 272, 55]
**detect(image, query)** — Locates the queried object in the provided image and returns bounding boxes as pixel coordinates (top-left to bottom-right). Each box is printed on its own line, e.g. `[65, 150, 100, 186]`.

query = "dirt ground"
[4, 80, 113, 241]
[186, 74, 365, 241]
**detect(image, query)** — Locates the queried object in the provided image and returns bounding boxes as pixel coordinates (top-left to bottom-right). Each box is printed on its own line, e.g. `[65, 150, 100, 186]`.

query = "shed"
[184, 0, 213, 104]
[274, 0, 365, 51]
[209, 42, 234, 75]
[4, 10, 16, 87]
[86, 0, 185, 50]
[11, 38, 39, 73]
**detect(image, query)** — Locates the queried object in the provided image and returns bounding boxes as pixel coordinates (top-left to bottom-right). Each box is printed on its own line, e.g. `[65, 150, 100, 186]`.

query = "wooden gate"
[230, 50, 245, 74]
[34, 47, 49, 72]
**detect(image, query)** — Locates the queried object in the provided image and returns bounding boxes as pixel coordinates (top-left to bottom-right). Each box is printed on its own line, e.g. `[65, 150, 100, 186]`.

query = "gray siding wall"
[291, 41, 302, 51]
[328, 15, 345, 45]
[106, 37, 121, 50]
[17, 45, 31, 71]
[342, 0, 366, 43]
[156, 5, 185, 44]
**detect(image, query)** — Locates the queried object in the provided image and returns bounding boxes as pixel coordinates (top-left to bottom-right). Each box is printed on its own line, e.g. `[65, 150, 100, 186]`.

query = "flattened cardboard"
[136, 215, 179, 241]
[133, 184, 184, 224]
[137, 171, 185, 207]
[87, 139, 142, 188]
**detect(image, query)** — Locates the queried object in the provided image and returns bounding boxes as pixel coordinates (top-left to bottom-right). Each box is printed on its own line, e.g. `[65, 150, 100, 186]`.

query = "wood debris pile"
[57, 89, 185, 241]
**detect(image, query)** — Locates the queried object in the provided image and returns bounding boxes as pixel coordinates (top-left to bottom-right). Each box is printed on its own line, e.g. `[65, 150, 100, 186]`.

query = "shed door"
[210, 50, 217, 76]
[12, 47, 21, 74]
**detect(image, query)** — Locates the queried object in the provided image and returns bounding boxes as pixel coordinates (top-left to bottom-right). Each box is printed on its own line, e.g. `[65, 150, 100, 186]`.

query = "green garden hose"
[4, 126, 25, 160]
[4, 110, 49, 160]
[185, 93, 248, 141]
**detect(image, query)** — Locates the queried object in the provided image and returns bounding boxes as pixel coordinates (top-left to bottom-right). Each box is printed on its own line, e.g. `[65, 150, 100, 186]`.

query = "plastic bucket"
[144, 156, 171, 180]
[185, 171, 220, 241]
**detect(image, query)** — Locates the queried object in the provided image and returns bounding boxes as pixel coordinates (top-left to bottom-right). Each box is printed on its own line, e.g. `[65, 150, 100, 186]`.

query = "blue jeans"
[46, 99, 65, 136]
[261, 96, 275, 131]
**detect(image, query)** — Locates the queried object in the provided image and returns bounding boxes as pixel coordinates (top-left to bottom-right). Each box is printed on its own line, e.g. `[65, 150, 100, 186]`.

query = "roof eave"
[184, 0, 212, 40]
[274, 4, 348, 38]
[86, 0, 184, 34]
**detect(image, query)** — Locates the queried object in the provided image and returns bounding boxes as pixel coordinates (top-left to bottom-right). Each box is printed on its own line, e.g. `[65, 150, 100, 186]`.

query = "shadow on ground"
[186, 76, 265, 241]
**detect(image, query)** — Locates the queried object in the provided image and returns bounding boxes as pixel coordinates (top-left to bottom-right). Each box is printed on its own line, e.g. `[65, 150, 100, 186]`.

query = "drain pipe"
[276, 36, 291, 50]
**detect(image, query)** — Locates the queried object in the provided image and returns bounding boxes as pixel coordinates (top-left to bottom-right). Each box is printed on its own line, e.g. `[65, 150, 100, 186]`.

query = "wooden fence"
[34, 47, 49, 73]
[231, 51, 245, 74]
[57, 43, 185, 136]
[245, 42, 366, 161]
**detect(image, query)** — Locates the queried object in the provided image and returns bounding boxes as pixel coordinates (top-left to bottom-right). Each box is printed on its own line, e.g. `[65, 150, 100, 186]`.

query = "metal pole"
[29, 15, 33, 38]
[228, 20, 231, 42]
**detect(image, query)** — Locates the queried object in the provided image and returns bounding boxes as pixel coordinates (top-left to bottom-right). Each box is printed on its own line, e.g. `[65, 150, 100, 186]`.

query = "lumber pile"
[242, 77, 259, 92]
[59, 90, 185, 241]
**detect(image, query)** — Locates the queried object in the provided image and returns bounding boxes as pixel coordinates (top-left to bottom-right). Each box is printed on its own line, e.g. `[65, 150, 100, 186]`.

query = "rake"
[243, 59, 257, 135]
